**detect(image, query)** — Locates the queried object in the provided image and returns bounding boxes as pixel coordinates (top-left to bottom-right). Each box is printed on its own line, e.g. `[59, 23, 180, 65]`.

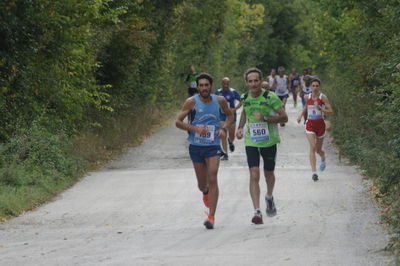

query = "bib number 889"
[200, 132, 212, 138]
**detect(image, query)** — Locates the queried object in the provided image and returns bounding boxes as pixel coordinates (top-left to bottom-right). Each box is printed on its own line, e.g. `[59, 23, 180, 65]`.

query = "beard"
[199, 88, 211, 99]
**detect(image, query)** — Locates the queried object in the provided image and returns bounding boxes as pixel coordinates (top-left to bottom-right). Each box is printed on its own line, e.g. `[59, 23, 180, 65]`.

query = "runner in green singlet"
[236, 68, 288, 225]
[185, 65, 198, 96]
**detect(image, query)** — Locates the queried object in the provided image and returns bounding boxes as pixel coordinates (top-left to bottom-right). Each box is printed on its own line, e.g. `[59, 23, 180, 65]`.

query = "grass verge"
[0, 105, 177, 222]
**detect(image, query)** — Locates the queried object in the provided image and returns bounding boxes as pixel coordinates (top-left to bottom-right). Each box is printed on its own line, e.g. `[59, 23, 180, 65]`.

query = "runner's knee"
[310, 144, 317, 153]
[249, 168, 260, 181]
[208, 177, 218, 188]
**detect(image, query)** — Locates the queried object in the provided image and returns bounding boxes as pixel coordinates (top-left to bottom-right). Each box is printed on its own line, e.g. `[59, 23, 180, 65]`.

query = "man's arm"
[175, 98, 207, 135]
[271, 77, 277, 90]
[263, 107, 288, 124]
[184, 74, 189, 86]
[236, 108, 247, 139]
[217, 96, 233, 138]
[286, 75, 290, 89]
[233, 91, 243, 111]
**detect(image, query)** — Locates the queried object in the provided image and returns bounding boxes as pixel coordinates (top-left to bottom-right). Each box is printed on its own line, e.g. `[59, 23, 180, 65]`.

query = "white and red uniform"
[306, 93, 325, 138]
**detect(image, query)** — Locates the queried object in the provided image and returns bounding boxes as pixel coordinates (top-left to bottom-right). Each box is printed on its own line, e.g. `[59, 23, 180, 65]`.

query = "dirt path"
[0, 97, 393, 265]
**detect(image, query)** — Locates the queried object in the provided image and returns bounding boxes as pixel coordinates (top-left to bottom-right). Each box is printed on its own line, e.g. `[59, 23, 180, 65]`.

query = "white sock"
[265, 194, 273, 200]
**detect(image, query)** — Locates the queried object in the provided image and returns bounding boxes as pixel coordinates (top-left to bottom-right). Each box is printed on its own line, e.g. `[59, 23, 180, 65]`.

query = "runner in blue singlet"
[215, 77, 242, 160]
[176, 73, 233, 230]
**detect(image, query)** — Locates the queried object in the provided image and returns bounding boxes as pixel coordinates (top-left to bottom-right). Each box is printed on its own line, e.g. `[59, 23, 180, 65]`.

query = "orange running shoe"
[202, 193, 209, 208]
[204, 212, 214, 229]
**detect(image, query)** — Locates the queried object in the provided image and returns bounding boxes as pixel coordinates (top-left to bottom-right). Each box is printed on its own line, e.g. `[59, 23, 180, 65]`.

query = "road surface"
[0, 97, 393, 265]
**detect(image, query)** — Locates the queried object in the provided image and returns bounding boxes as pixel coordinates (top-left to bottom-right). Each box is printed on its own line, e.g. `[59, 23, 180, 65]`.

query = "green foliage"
[1, 1, 398, 258]
[311, 0, 400, 254]
[0, 0, 332, 224]
[0, 119, 82, 186]
[0, 118, 83, 217]
[0, 0, 113, 140]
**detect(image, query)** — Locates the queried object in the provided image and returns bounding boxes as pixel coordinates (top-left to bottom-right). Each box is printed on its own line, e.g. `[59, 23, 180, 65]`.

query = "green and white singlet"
[241, 89, 283, 148]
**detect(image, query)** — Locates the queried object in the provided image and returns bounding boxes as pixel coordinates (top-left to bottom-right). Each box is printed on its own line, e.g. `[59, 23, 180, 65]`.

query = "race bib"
[249, 123, 269, 142]
[190, 81, 197, 88]
[194, 125, 215, 144]
[308, 105, 322, 119]
[293, 80, 299, 86]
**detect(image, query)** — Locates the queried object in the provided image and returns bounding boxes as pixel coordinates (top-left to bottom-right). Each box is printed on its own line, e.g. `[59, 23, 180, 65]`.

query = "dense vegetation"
[0, 0, 398, 257]
[0, 0, 314, 219]
[309, 0, 400, 255]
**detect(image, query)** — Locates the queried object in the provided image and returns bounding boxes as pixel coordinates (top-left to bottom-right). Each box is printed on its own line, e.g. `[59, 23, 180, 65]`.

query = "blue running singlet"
[188, 94, 221, 146]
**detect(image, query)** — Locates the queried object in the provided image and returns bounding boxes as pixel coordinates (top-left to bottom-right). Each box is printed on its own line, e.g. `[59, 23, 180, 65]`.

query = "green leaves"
[312, 0, 400, 252]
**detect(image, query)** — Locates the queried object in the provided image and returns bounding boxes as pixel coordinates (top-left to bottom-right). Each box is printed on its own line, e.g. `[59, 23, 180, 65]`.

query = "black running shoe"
[251, 210, 263, 224]
[204, 214, 214, 229]
[312, 174, 319, 182]
[228, 139, 235, 152]
[265, 196, 277, 217]
[204, 220, 214, 229]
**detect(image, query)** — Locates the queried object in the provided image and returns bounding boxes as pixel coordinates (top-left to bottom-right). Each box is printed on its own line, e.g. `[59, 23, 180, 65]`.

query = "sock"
[202, 188, 209, 195]
[321, 156, 326, 162]
[265, 194, 273, 200]
[254, 208, 261, 214]
[313, 172, 317, 176]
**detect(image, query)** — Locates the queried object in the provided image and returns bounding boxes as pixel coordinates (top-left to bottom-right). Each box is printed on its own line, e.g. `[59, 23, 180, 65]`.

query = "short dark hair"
[244, 68, 262, 81]
[196, 72, 213, 85]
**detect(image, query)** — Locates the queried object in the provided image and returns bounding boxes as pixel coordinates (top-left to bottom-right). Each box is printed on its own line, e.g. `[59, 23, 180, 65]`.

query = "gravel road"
[0, 97, 393, 265]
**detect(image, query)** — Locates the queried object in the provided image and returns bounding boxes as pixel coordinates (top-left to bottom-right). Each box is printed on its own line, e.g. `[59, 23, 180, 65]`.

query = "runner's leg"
[306, 133, 317, 173]
[282, 97, 288, 109]
[264, 170, 275, 197]
[220, 121, 228, 155]
[293, 87, 298, 106]
[192, 162, 208, 193]
[229, 123, 236, 143]
[259, 145, 276, 196]
[246, 146, 261, 209]
[204, 156, 220, 216]
[249, 167, 261, 210]
[280, 97, 288, 126]
[316, 137, 325, 161]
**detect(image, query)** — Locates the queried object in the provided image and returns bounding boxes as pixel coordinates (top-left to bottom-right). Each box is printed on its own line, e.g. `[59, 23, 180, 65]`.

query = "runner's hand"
[297, 116, 302, 124]
[195, 125, 208, 135]
[236, 128, 244, 139]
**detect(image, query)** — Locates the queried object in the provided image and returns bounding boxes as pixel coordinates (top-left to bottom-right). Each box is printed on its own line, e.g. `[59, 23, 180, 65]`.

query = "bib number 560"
[252, 128, 266, 136]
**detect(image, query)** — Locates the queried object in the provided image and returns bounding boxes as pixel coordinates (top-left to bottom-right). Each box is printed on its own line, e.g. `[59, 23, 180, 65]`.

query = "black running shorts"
[245, 145, 277, 171]
[278, 94, 289, 100]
